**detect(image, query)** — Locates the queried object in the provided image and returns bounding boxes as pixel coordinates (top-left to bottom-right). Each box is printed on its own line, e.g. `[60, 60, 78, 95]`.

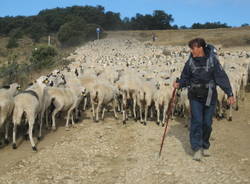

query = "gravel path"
[0, 37, 249, 184]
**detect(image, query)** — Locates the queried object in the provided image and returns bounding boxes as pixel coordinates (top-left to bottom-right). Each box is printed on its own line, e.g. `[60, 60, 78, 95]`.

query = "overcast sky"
[1, 0, 249, 27]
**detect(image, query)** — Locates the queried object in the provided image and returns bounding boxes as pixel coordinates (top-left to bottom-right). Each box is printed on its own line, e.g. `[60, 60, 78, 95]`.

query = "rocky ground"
[0, 37, 249, 184]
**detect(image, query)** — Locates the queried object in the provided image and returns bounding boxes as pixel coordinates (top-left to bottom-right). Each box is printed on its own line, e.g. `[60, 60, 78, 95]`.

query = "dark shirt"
[178, 46, 233, 104]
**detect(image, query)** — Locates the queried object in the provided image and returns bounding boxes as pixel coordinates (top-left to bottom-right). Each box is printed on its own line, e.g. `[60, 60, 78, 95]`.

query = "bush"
[0, 61, 19, 84]
[57, 18, 88, 46]
[6, 37, 19, 49]
[30, 45, 57, 69]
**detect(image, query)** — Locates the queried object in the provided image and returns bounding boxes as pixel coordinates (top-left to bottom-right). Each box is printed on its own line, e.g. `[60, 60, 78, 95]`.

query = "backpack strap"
[189, 57, 197, 73]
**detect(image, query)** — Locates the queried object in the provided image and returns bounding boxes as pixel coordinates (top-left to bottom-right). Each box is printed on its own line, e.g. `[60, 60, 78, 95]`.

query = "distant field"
[107, 27, 250, 49]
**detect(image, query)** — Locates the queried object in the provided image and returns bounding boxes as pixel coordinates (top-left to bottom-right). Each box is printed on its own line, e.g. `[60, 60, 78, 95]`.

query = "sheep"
[12, 76, 48, 151]
[153, 79, 173, 126]
[40, 75, 87, 134]
[174, 88, 190, 127]
[40, 85, 86, 133]
[115, 73, 142, 124]
[90, 80, 119, 122]
[98, 68, 119, 83]
[0, 83, 21, 144]
[136, 79, 157, 125]
[78, 73, 98, 111]
[46, 73, 66, 87]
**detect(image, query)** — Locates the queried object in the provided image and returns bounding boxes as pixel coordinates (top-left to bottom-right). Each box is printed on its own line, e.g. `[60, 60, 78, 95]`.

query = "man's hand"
[173, 82, 180, 89]
[227, 96, 236, 105]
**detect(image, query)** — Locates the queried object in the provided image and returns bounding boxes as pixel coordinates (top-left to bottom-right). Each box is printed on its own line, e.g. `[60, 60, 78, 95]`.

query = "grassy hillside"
[0, 35, 74, 86]
[107, 26, 250, 48]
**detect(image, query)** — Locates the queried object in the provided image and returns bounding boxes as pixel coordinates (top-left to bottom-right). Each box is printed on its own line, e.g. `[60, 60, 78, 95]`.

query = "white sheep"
[90, 80, 119, 122]
[0, 83, 20, 144]
[12, 76, 48, 151]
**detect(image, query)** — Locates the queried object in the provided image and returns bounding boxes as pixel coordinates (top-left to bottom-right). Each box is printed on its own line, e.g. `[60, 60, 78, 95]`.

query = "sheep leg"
[96, 103, 101, 122]
[51, 107, 61, 131]
[133, 98, 137, 121]
[122, 93, 128, 124]
[71, 110, 77, 128]
[91, 101, 95, 121]
[117, 100, 121, 112]
[66, 108, 74, 129]
[150, 107, 154, 119]
[38, 109, 45, 140]
[113, 101, 118, 120]
[144, 106, 148, 126]
[4, 121, 9, 144]
[12, 108, 22, 149]
[101, 107, 106, 121]
[28, 118, 37, 152]
[156, 105, 160, 125]
[45, 109, 50, 129]
[217, 101, 224, 119]
[122, 104, 126, 124]
[120, 99, 124, 112]
[74, 108, 79, 122]
[12, 124, 17, 149]
[139, 105, 143, 123]
[162, 105, 167, 127]
[83, 97, 88, 111]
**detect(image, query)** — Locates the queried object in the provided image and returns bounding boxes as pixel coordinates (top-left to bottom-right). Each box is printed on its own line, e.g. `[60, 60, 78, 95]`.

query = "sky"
[1, 0, 250, 27]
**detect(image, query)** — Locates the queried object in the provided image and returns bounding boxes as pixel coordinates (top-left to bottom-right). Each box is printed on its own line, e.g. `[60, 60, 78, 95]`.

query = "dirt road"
[0, 90, 249, 184]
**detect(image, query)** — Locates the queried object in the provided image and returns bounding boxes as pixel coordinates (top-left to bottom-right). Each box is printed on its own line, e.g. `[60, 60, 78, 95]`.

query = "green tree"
[26, 22, 48, 42]
[191, 22, 230, 29]
[58, 18, 88, 46]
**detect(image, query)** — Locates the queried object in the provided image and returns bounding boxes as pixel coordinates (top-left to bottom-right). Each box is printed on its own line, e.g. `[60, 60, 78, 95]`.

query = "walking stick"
[159, 87, 177, 157]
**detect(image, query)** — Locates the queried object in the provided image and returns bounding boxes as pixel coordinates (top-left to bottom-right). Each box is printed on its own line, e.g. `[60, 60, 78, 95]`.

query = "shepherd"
[173, 38, 235, 161]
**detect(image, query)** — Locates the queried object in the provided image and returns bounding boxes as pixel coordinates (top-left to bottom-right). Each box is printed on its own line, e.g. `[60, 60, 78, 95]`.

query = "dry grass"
[0, 35, 74, 86]
[107, 26, 250, 49]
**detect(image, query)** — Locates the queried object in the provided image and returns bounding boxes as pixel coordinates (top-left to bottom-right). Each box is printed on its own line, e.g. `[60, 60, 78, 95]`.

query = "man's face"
[190, 46, 203, 57]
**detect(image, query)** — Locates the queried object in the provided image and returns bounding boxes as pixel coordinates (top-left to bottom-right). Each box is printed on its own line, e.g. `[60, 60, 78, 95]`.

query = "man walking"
[173, 38, 235, 161]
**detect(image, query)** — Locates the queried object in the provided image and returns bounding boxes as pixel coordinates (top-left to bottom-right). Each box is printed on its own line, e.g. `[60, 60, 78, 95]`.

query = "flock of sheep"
[0, 38, 249, 151]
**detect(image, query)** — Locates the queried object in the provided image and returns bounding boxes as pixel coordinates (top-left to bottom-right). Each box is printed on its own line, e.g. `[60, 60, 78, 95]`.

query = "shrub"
[6, 37, 18, 49]
[30, 45, 57, 69]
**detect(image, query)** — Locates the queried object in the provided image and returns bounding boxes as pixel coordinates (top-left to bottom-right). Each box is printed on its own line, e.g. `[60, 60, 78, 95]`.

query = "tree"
[191, 22, 230, 29]
[241, 23, 249, 27]
[103, 11, 122, 30]
[180, 25, 188, 29]
[26, 22, 48, 42]
[126, 10, 174, 30]
[151, 10, 174, 29]
[58, 17, 88, 46]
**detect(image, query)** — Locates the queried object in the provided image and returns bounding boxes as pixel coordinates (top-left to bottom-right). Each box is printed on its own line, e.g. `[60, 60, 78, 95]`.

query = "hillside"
[107, 26, 250, 49]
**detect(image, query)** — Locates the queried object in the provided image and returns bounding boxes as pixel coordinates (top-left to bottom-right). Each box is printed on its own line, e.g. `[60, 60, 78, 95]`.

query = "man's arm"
[177, 61, 191, 88]
[213, 57, 233, 97]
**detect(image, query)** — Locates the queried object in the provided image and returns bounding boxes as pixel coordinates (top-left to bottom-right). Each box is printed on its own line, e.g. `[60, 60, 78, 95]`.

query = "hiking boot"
[202, 149, 210, 157]
[193, 149, 202, 161]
